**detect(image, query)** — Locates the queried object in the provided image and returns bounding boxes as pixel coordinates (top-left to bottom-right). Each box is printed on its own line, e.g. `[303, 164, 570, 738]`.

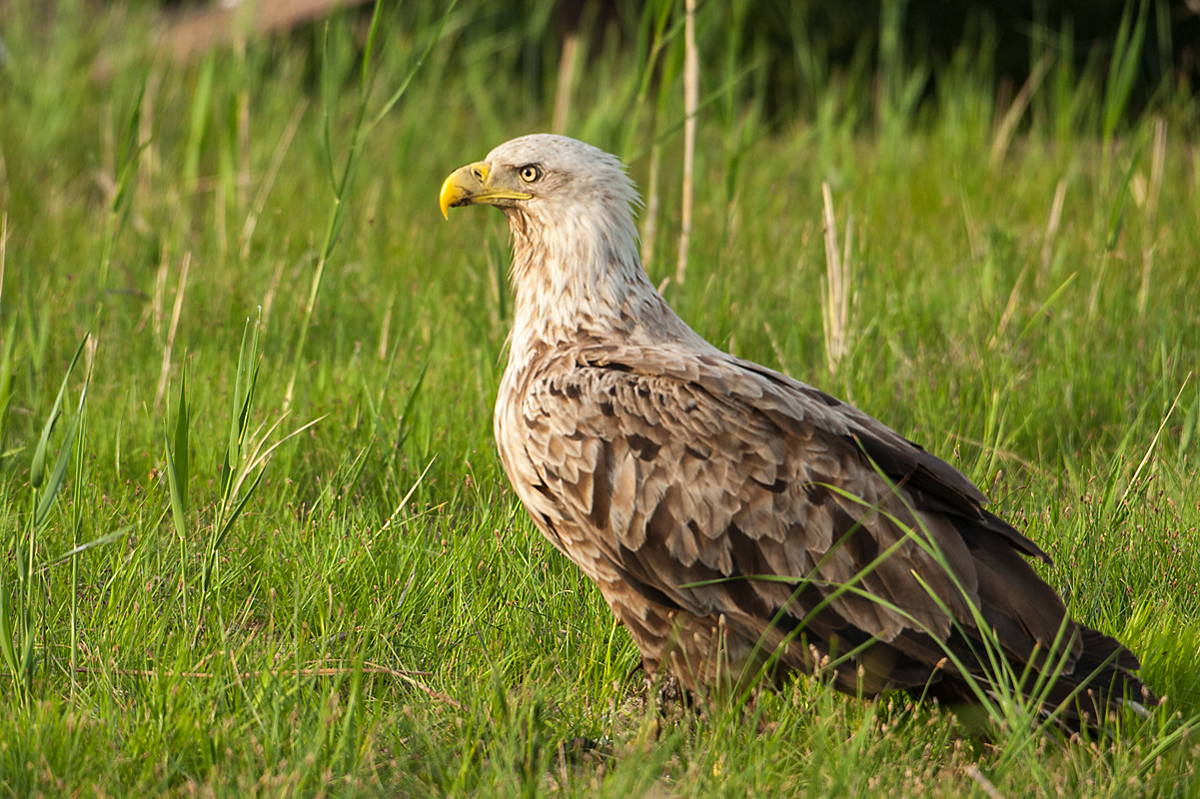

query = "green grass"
[1, 1, 1199, 796]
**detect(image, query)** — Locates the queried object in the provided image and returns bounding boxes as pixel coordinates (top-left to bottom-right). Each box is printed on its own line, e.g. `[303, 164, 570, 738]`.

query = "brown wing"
[514, 343, 1107, 700]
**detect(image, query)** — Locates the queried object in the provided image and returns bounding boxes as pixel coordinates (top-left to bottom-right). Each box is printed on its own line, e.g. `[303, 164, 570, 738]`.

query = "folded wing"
[509, 343, 1147, 724]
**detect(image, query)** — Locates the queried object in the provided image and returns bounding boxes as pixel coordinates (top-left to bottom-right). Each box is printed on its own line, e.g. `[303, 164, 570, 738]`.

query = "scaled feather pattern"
[440, 134, 1152, 728]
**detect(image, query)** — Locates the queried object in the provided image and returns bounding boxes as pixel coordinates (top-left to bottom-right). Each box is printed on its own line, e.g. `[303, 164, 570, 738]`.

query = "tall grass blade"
[0, 320, 16, 451]
[36, 340, 94, 529]
[990, 51, 1055, 169]
[172, 368, 189, 512]
[1016, 272, 1076, 345]
[67, 382, 89, 694]
[17, 608, 34, 696]
[0, 211, 8, 401]
[38, 527, 131, 573]
[1103, 0, 1149, 149]
[33, 405, 81, 528]
[30, 335, 87, 489]
[0, 213, 6, 316]
[1154, 0, 1173, 97]
[211, 468, 266, 564]
[0, 581, 16, 686]
[165, 368, 190, 540]
[221, 314, 260, 504]
[319, 22, 338, 190]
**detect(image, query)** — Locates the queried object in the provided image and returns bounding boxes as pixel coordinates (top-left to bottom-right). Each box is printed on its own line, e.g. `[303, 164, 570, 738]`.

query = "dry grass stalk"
[1118, 372, 1191, 511]
[941, 430, 1041, 474]
[377, 457, 438, 535]
[762, 320, 790, 375]
[1137, 116, 1167, 314]
[84, 332, 99, 382]
[641, 141, 661, 272]
[989, 259, 1031, 349]
[1038, 178, 1067, 286]
[261, 253, 287, 330]
[379, 288, 396, 360]
[151, 245, 169, 337]
[675, 0, 698, 285]
[957, 185, 982, 262]
[241, 97, 308, 259]
[75, 663, 429, 680]
[552, 32, 579, 136]
[238, 86, 251, 210]
[154, 251, 191, 414]
[965, 764, 1007, 799]
[989, 51, 1055, 170]
[820, 182, 853, 375]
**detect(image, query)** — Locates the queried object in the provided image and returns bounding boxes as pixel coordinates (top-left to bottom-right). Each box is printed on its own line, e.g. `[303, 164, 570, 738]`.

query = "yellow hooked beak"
[439, 162, 533, 219]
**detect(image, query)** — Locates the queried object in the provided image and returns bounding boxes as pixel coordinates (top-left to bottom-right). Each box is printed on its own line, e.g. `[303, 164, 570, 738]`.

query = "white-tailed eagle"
[439, 134, 1152, 728]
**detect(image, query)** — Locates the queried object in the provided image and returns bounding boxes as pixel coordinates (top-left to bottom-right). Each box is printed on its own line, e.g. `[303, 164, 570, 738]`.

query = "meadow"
[0, 0, 1199, 795]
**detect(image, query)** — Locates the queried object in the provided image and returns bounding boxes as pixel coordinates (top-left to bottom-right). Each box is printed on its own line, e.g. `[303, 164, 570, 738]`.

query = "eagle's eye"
[518, 165, 543, 183]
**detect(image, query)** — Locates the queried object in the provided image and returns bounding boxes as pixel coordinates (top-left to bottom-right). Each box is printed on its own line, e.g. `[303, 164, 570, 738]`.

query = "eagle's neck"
[502, 204, 699, 372]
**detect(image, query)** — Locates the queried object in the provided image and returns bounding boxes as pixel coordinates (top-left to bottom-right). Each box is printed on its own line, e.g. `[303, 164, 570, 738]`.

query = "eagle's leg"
[599, 580, 780, 706]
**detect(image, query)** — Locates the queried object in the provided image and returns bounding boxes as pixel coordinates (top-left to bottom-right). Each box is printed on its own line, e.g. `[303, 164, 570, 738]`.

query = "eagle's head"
[440, 135, 642, 275]
[439, 135, 685, 352]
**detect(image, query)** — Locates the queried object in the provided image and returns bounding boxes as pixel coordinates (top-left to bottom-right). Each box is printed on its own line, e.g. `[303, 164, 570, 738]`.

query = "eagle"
[439, 134, 1152, 728]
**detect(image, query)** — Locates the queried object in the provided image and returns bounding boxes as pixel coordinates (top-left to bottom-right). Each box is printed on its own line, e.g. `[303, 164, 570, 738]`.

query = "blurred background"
[86, 0, 1200, 124]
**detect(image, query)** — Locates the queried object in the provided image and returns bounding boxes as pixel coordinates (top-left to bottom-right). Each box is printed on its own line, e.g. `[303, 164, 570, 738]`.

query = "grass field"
[1, 1, 1199, 795]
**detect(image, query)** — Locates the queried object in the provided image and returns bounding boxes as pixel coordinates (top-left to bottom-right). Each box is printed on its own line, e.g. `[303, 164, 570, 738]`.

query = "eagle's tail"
[1041, 626, 1156, 730]
[929, 625, 1156, 732]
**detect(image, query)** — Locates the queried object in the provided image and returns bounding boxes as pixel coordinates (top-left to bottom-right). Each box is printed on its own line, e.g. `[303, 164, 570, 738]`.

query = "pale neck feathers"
[503, 195, 704, 367]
